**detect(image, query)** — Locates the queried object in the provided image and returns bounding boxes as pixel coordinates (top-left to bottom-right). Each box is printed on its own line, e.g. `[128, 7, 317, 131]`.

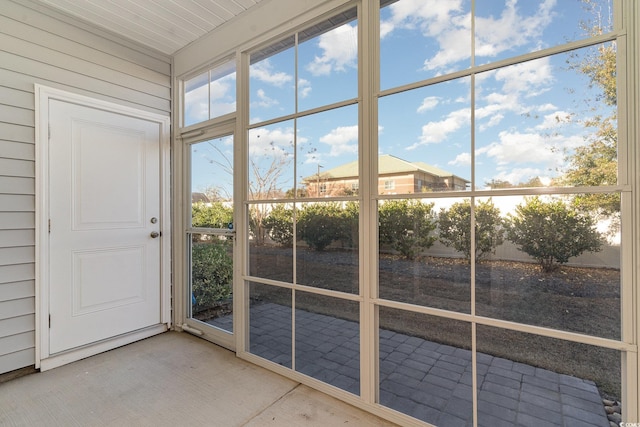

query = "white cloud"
[298, 78, 312, 98]
[479, 113, 504, 132]
[423, 23, 471, 71]
[537, 103, 558, 112]
[319, 125, 359, 156]
[248, 127, 297, 159]
[489, 167, 547, 186]
[448, 152, 471, 166]
[306, 24, 358, 76]
[477, 131, 557, 165]
[252, 89, 278, 109]
[210, 74, 237, 117]
[475, 0, 556, 59]
[493, 57, 554, 96]
[476, 130, 582, 173]
[382, 0, 557, 72]
[408, 107, 470, 149]
[184, 83, 209, 123]
[250, 59, 293, 87]
[382, 0, 465, 37]
[474, 56, 554, 131]
[534, 110, 572, 130]
[417, 96, 440, 113]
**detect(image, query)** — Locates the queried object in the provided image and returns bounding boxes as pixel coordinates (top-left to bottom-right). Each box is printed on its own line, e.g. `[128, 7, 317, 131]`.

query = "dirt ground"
[248, 245, 622, 399]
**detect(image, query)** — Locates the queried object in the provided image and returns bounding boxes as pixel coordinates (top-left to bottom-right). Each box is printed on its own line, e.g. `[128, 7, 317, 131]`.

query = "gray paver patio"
[209, 303, 609, 427]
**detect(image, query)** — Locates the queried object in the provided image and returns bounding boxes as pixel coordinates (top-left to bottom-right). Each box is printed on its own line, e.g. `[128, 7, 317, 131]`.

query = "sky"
[187, 0, 616, 198]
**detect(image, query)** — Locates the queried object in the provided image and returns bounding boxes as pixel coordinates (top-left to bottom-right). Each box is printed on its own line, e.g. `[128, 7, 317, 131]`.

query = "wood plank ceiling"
[35, 0, 266, 55]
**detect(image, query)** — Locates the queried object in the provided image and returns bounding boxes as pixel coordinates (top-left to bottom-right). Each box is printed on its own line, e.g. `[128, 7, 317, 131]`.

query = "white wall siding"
[0, 0, 171, 375]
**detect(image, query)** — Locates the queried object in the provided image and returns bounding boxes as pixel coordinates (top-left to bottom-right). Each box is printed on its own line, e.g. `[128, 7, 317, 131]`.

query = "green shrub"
[192, 202, 233, 229]
[379, 199, 437, 260]
[263, 204, 294, 247]
[438, 199, 505, 262]
[191, 239, 232, 313]
[340, 201, 359, 248]
[507, 196, 603, 272]
[297, 203, 345, 251]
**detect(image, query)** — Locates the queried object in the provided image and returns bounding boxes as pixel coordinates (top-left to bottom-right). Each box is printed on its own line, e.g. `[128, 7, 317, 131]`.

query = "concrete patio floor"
[0, 331, 395, 427]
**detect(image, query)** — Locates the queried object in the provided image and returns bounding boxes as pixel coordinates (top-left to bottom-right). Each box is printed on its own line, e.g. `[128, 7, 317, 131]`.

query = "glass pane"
[248, 120, 295, 200]
[378, 78, 471, 194]
[190, 136, 234, 228]
[190, 233, 233, 333]
[475, 0, 615, 66]
[250, 36, 295, 123]
[249, 203, 293, 283]
[379, 198, 471, 313]
[297, 104, 358, 197]
[379, 307, 473, 425]
[295, 292, 359, 395]
[298, 10, 358, 112]
[476, 194, 620, 339]
[380, 0, 472, 90]
[249, 282, 292, 368]
[209, 61, 236, 120]
[296, 201, 359, 294]
[184, 61, 236, 127]
[475, 45, 617, 190]
[184, 71, 209, 127]
[476, 326, 620, 427]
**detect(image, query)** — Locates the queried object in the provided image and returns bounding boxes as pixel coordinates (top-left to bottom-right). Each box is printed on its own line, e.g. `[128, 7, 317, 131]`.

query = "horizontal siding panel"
[0, 247, 34, 266]
[0, 314, 34, 338]
[0, 212, 34, 229]
[0, 158, 34, 178]
[0, 33, 170, 99]
[0, 177, 34, 195]
[0, 263, 35, 284]
[0, 331, 34, 357]
[0, 85, 34, 109]
[0, 194, 34, 211]
[0, 68, 168, 117]
[0, 53, 170, 113]
[0, 230, 35, 248]
[0, 103, 32, 127]
[0, 297, 34, 320]
[0, 280, 34, 301]
[0, 140, 34, 161]
[0, 13, 169, 88]
[0, 212, 35, 229]
[4, 0, 171, 74]
[0, 68, 35, 93]
[0, 347, 34, 374]
[0, 122, 33, 144]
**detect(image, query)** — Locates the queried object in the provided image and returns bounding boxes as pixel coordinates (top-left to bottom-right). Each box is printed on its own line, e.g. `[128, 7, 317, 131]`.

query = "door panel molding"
[35, 85, 171, 370]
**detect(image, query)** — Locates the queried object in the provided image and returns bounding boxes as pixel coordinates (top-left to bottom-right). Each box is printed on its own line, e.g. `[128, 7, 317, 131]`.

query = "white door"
[48, 99, 162, 355]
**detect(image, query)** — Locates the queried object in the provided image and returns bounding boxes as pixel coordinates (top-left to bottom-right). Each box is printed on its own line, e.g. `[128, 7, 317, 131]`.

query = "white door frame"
[34, 85, 172, 370]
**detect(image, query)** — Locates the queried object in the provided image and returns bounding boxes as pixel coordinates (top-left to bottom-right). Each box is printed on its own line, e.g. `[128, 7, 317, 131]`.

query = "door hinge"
[48, 314, 51, 329]
[48, 219, 51, 233]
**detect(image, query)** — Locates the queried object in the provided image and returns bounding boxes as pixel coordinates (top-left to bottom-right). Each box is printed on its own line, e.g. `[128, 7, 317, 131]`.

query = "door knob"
[150, 231, 160, 238]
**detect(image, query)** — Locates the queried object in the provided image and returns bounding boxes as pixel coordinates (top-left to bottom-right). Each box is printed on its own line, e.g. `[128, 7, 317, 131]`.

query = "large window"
[179, 0, 637, 425]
